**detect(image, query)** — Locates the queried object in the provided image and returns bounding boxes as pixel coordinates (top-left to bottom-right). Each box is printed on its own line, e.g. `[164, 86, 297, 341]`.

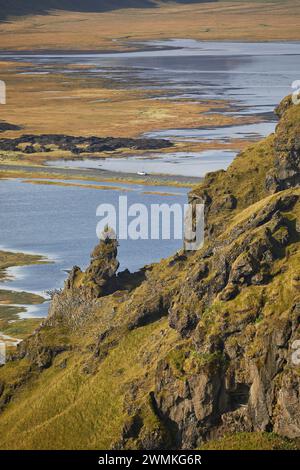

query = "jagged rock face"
[153, 304, 300, 447]
[87, 237, 119, 285]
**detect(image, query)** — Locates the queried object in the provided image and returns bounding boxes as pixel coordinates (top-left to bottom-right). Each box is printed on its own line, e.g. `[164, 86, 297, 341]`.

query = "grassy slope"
[0, 98, 299, 449]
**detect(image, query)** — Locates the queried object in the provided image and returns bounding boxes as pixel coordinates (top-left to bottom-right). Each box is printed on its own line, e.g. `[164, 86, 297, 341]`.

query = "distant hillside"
[0, 0, 213, 21]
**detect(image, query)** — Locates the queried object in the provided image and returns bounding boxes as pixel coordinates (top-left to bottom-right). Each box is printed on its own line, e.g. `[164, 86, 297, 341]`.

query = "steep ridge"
[0, 95, 299, 450]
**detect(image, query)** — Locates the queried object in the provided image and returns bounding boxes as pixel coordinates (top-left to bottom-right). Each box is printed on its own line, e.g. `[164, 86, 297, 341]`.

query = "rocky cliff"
[0, 95, 299, 450]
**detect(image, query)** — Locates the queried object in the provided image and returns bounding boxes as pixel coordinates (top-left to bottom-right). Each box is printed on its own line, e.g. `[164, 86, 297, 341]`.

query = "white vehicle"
[137, 171, 147, 176]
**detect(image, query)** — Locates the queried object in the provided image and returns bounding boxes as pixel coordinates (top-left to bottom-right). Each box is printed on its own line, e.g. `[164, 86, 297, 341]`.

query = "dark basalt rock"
[128, 294, 167, 330]
[0, 134, 173, 155]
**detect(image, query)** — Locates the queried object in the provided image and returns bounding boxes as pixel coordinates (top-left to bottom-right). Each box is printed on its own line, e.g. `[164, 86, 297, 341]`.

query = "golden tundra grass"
[0, 250, 48, 281]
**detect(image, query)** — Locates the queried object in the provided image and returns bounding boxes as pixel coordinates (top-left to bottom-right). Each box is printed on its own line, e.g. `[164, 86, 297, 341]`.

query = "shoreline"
[0, 2, 300, 52]
[0, 163, 202, 186]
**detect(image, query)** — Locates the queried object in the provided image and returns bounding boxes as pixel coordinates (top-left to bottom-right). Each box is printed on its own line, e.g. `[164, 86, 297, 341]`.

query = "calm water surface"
[0, 179, 188, 316]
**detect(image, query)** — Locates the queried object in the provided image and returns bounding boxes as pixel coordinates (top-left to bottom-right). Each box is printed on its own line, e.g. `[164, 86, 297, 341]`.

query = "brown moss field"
[0, 59, 256, 143]
[0, 1, 300, 52]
